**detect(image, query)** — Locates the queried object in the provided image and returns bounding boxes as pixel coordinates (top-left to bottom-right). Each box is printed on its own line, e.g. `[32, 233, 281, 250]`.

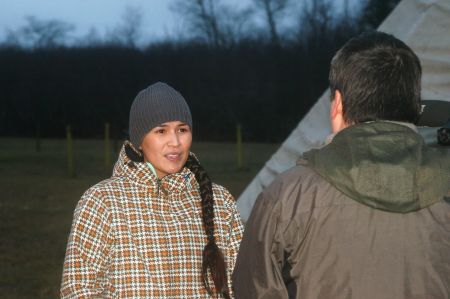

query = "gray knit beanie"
[129, 82, 192, 148]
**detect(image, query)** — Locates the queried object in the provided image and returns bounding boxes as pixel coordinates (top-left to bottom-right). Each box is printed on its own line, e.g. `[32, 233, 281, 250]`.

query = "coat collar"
[112, 143, 197, 193]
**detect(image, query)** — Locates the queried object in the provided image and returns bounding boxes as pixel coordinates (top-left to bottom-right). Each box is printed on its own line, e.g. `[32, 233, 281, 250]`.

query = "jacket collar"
[303, 121, 449, 213]
[325, 120, 418, 144]
[112, 143, 197, 193]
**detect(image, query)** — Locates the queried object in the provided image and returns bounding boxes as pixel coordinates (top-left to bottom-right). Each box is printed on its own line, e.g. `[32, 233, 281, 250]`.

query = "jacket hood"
[112, 142, 197, 192]
[304, 121, 450, 213]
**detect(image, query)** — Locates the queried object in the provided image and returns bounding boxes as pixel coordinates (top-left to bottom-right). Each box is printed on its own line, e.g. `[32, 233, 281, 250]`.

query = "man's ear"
[330, 90, 342, 118]
[330, 90, 346, 133]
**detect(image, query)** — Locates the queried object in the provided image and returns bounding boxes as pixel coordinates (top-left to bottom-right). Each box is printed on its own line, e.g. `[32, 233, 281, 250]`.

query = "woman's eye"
[155, 129, 165, 134]
[179, 127, 189, 133]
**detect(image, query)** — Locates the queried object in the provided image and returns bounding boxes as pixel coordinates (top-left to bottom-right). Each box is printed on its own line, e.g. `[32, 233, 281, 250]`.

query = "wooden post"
[104, 122, 111, 169]
[66, 125, 74, 178]
[236, 124, 243, 170]
[35, 121, 41, 152]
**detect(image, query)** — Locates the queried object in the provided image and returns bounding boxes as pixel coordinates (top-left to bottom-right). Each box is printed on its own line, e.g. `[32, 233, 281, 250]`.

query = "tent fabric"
[237, 0, 450, 221]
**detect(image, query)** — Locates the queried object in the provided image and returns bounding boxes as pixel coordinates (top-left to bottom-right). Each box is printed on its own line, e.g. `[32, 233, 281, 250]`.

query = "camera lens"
[437, 123, 450, 146]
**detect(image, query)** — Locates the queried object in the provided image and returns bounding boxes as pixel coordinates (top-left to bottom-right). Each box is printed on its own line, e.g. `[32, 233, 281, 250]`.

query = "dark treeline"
[0, 0, 400, 142]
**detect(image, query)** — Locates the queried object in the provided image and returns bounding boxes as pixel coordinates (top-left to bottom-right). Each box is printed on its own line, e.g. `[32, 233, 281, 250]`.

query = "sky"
[0, 0, 249, 44]
[0, 0, 359, 45]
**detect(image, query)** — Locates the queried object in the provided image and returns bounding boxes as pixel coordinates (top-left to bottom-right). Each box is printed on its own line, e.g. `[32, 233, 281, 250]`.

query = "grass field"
[0, 138, 279, 298]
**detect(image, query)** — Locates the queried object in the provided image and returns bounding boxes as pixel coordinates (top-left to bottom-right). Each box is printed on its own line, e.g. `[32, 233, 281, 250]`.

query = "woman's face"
[140, 121, 192, 178]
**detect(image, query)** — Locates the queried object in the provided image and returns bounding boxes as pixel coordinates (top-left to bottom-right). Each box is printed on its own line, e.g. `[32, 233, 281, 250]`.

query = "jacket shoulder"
[212, 183, 235, 205]
[255, 162, 336, 222]
[280, 162, 321, 182]
[268, 163, 324, 196]
[78, 176, 126, 207]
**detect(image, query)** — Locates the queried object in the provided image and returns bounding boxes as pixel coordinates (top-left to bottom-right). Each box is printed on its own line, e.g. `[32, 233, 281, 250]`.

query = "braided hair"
[185, 155, 231, 299]
[125, 142, 230, 298]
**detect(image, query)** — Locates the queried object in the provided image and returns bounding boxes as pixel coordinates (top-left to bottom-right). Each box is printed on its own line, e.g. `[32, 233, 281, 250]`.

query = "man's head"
[329, 31, 422, 133]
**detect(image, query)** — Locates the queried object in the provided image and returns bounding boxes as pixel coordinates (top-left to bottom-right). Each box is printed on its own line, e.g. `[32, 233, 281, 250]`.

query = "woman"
[61, 82, 243, 298]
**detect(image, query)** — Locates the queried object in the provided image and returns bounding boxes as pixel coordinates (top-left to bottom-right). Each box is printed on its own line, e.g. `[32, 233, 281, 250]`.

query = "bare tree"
[111, 5, 143, 48]
[1, 28, 22, 48]
[358, 0, 401, 30]
[220, 5, 253, 45]
[77, 27, 104, 47]
[296, 0, 333, 48]
[171, 0, 229, 48]
[252, 0, 289, 46]
[20, 16, 75, 48]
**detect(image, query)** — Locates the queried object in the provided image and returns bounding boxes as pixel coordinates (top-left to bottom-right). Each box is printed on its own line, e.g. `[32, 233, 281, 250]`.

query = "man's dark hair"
[329, 31, 422, 124]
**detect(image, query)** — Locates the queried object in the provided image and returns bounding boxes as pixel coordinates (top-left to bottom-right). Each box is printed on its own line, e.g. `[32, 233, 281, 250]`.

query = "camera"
[437, 121, 450, 146]
[418, 100, 450, 146]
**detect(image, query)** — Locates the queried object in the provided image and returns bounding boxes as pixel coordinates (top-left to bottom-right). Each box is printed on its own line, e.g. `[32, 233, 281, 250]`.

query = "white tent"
[237, 0, 450, 221]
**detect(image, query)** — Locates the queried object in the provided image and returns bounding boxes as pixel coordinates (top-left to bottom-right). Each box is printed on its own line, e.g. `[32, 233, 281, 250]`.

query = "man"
[232, 31, 450, 299]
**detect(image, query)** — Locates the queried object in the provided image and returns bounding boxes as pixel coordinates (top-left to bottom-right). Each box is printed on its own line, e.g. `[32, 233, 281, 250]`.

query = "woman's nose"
[167, 131, 181, 146]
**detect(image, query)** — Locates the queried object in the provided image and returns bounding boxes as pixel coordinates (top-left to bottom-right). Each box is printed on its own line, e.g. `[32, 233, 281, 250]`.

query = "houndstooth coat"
[61, 145, 243, 298]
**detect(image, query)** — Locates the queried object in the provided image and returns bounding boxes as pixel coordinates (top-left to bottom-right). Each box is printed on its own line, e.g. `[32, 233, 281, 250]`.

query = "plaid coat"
[61, 146, 243, 298]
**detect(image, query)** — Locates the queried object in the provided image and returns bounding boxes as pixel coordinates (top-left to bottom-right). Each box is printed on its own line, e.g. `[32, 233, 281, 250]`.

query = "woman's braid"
[185, 155, 230, 299]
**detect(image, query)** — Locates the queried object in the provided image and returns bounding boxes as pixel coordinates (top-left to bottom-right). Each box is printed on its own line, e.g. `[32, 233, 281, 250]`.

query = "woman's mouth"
[165, 153, 181, 161]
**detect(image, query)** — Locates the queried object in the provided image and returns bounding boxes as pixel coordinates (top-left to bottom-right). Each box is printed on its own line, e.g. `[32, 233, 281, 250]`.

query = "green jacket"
[233, 122, 450, 299]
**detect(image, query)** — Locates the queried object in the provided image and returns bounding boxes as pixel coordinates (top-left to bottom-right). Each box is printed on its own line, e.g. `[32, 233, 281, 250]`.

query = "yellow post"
[35, 121, 41, 152]
[104, 122, 111, 169]
[66, 125, 74, 178]
[236, 124, 243, 170]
